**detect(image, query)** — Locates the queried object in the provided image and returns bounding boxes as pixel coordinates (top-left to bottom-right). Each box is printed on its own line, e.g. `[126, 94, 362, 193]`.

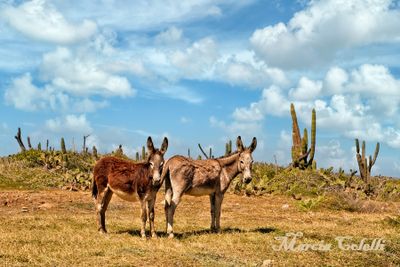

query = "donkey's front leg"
[140, 199, 147, 238]
[147, 196, 157, 238]
[96, 187, 113, 233]
[209, 193, 216, 231]
[214, 193, 224, 233]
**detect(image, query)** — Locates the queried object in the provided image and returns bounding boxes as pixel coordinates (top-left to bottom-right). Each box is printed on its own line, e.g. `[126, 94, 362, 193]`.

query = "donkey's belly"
[109, 186, 138, 202]
[186, 187, 214, 196]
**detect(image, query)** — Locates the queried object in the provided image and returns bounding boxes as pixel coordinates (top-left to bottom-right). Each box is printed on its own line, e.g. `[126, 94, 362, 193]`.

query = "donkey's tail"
[163, 166, 172, 206]
[91, 175, 98, 199]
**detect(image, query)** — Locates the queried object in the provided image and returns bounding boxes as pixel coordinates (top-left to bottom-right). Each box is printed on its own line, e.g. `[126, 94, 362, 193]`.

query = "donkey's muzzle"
[243, 177, 252, 184]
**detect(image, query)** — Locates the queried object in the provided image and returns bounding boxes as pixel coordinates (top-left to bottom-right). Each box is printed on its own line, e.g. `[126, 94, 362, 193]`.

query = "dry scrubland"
[1, 152, 400, 266]
[0, 189, 400, 266]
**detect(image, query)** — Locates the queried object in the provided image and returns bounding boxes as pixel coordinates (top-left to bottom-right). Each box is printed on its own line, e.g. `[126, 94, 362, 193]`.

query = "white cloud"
[4, 73, 47, 111]
[158, 85, 203, 104]
[215, 51, 289, 88]
[232, 85, 290, 122]
[289, 77, 322, 101]
[45, 114, 92, 134]
[4, 72, 110, 113]
[155, 26, 184, 45]
[180, 116, 191, 124]
[210, 116, 262, 139]
[324, 67, 349, 94]
[170, 37, 218, 79]
[40, 47, 135, 97]
[1, 0, 97, 44]
[54, 0, 252, 31]
[250, 0, 400, 69]
[218, 63, 400, 149]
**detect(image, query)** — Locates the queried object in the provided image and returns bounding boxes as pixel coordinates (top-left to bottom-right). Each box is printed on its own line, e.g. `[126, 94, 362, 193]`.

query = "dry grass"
[1, 189, 400, 266]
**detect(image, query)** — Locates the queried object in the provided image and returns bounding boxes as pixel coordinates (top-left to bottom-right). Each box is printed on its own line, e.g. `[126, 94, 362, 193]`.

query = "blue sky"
[0, 0, 400, 176]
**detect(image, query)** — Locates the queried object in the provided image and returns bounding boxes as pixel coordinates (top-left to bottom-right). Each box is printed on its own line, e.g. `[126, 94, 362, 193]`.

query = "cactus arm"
[302, 128, 308, 155]
[356, 152, 365, 181]
[355, 139, 360, 153]
[308, 108, 316, 164]
[291, 103, 301, 147]
[364, 157, 368, 182]
[371, 142, 380, 166]
[198, 144, 209, 159]
[362, 140, 366, 163]
[296, 148, 311, 163]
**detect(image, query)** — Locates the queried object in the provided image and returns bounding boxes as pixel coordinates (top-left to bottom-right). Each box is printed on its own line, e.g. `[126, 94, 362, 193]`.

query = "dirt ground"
[0, 189, 400, 266]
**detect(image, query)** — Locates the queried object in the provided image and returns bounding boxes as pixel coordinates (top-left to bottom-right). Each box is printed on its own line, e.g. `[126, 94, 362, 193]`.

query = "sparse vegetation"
[1, 124, 399, 265]
[0, 190, 399, 266]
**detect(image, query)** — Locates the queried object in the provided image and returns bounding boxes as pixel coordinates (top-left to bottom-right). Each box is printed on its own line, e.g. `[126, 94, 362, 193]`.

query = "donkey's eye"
[240, 160, 244, 164]
[150, 162, 154, 168]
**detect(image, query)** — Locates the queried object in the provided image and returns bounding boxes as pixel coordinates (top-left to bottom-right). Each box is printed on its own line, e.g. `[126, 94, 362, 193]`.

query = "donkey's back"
[93, 156, 151, 202]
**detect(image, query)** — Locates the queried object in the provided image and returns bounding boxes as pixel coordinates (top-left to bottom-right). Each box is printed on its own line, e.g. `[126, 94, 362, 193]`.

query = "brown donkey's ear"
[147, 136, 155, 153]
[236, 136, 244, 152]
[249, 137, 257, 152]
[160, 137, 168, 154]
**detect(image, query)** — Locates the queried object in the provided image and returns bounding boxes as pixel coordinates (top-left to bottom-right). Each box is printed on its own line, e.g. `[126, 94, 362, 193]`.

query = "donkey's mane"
[215, 150, 240, 159]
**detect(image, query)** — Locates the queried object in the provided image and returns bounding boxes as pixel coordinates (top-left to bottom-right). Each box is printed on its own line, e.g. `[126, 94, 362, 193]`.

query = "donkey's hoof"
[168, 233, 174, 239]
[151, 233, 158, 239]
[99, 229, 107, 234]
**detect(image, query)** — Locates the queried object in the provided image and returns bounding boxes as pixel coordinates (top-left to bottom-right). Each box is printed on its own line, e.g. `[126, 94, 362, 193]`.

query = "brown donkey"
[162, 136, 257, 238]
[92, 136, 168, 238]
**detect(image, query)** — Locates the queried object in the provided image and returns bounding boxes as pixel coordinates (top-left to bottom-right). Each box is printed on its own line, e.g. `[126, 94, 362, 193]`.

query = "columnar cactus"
[355, 139, 379, 183]
[135, 152, 140, 161]
[92, 145, 98, 159]
[225, 140, 232, 155]
[14, 128, 26, 152]
[27, 136, 32, 150]
[290, 103, 316, 169]
[141, 146, 146, 160]
[61, 137, 67, 154]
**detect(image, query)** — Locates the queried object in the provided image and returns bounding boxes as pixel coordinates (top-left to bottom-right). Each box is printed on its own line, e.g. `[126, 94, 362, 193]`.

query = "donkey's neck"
[217, 153, 240, 181]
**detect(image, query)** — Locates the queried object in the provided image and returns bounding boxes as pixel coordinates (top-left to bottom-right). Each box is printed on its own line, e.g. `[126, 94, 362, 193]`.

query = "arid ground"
[1, 189, 400, 266]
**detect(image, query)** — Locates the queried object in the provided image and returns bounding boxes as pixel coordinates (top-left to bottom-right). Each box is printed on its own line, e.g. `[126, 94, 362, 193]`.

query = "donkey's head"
[146, 136, 168, 186]
[236, 136, 257, 184]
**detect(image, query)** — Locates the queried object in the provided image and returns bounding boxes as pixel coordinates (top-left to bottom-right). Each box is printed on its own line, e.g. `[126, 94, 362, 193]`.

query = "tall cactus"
[92, 145, 98, 159]
[141, 146, 146, 161]
[290, 103, 316, 169]
[225, 140, 232, 155]
[355, 139, 379, 183]
[61, 137, 67, 153]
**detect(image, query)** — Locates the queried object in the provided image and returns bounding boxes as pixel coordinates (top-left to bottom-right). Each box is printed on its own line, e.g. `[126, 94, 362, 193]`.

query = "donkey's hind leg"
[96, 187, 113, 233]
[209, 193, 216, 231]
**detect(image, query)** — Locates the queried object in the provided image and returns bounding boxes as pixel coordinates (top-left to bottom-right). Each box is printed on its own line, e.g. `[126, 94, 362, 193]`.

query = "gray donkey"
[161, 136, 257, 238]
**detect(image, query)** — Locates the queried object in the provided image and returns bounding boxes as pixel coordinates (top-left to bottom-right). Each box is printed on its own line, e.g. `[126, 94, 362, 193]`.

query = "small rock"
[3, 201, 8, 206]
[281, 204, 289, 209]
[38, 203, 53, 210]
[262, 259, 274, 266]
[21, 207, 29, 212]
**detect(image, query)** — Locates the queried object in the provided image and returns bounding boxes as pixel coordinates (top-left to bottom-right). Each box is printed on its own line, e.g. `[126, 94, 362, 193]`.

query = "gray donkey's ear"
[236, 136, 244, 152]
[147, 136, 155, 153]
[249, 137, 257, 152]
[160, 137, 168, 154]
